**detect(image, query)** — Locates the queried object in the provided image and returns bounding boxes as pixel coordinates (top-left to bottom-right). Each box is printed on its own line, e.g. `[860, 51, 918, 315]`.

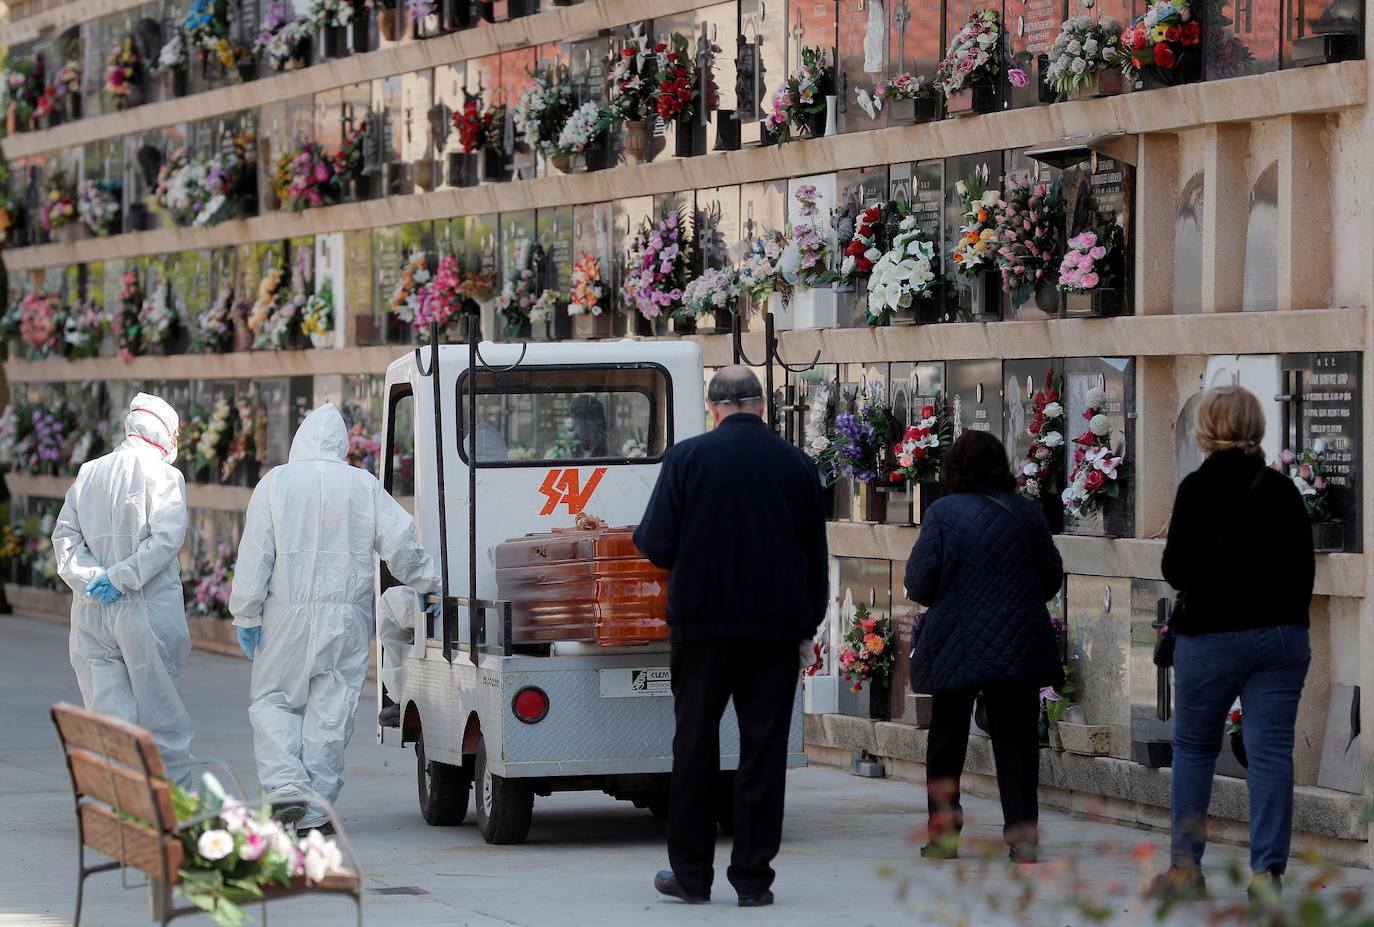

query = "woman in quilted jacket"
[904, 430, 1064, 863]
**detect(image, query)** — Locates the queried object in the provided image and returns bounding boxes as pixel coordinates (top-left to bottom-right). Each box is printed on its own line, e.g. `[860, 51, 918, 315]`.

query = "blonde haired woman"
[1153, 386, 1314, 900]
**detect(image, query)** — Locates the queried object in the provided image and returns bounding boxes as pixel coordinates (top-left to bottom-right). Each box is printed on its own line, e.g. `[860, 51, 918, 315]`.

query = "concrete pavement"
[3, 613, 1373, 927]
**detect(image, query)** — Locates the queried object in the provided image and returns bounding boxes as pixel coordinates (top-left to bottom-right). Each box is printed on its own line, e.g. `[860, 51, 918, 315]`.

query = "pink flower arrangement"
[190, 542, 235, 620]
[274, 143, 339, 212]
[413, 254, 484, 336]
[622, 206, 691, 321]
[346, 424, 381, 471]
[1057, 230, 1110, 291]
[19, 290, 63, 355]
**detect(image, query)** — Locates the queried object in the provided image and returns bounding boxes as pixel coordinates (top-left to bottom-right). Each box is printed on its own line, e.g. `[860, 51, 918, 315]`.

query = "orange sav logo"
[537, 467, 608, 516]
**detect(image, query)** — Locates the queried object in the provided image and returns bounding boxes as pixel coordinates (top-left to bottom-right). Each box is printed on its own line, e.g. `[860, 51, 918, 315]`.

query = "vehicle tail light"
[512, 686, 549, 724]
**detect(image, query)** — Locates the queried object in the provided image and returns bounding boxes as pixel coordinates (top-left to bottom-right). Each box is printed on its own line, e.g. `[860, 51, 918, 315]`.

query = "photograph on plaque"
[944, 150, 1004, 321]
[1279, 352, 1363, 553]
[1064, 356, 1135, 538]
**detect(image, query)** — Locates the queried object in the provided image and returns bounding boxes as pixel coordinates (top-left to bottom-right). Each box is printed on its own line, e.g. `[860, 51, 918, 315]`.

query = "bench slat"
[52, 703, 164, 776]
[69, 748, 176, 826]
[79, 804, 184, 883]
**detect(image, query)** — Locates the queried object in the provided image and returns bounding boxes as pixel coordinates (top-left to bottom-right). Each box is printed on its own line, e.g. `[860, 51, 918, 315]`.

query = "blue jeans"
[1171, 626, 1310, 874]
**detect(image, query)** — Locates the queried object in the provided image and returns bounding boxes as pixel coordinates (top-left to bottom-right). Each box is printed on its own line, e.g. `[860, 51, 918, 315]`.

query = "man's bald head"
[707, 365, 764, 424]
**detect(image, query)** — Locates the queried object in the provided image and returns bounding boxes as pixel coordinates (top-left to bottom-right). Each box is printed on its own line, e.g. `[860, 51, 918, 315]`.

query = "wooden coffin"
[494, 526, 669, 646]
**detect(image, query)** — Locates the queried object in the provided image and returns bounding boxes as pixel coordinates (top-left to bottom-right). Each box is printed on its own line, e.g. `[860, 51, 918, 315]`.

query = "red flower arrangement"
[889, 398, 953, 485]
[840, 204, 883, 282]
[1119, 0, 1200, 77]
[652, 33, 717, 123]
[453, 99, 501, 154]
[1015, 370, 1065, 504]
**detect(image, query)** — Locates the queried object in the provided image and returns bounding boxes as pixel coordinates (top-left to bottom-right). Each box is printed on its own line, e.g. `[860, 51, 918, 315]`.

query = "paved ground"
[4, 614, 1374, 927]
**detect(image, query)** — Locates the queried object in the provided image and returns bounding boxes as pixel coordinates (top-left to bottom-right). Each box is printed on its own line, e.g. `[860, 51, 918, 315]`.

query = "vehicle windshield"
[457, 364, 671, 465]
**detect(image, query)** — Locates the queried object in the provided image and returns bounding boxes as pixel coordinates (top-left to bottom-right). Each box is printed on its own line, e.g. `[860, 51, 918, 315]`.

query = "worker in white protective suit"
[51, 393, 196, 785]
[230, 403, 439, 832]
[376, 585, 422, 728]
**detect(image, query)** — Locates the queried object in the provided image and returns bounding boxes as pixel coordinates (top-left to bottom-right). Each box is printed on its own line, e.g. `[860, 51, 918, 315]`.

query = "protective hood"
[124, 393, 180, 465]
[289, 403, 348, 464]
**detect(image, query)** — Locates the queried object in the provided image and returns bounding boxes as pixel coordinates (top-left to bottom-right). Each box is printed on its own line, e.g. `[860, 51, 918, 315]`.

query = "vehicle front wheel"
[416, 729, 470, 826]
[474, 735, 533, 844]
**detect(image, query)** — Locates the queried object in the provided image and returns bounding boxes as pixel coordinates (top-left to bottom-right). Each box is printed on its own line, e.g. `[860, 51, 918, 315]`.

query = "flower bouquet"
[513, 63, 576, 166]
[195, 399, 233, 478]
[935, 10, 1004, 114]
[1062, 386, 1127, 523]
[389, 251, 433, 331]
[739, 230, 791, 311]
[157, 32, 190, 99]
[992, 174, 1064, 311]
[333, 118, 370, 198]
[838, 602, 895, 695]
[39, 170, 78, 240]
[1056, 227, 1123, 316]
[256, 2, 313, 71]
[451, 99, 504, 186]
[301, 278, 336, 347]
[814, 382, 891, 489]
[63, 300, 107, 359]
[413, 254, 484, 341]
[680, 266, 740, 329]
[172, 773, 346, 927]
[274, 143, 339, 211]
[609, 30, 659, 162]
[157, 150, 211, 226]
[950, 164, 1001, 317]
[1276, 442, 1345, 550]
[621, 203, 691, 330]
[139, 277, 178, 354]
[1, 55, 45, 130]
[654, 33, 719, 157]
[222, 393, 266, 483]
[105, 36, 144, 110]
[194, 281, 237, 353]
[855, 71, 939, 123]
[762, 45, 833, 143]
[199, 132, 258, 226]
[495, 238, 538, 336]
[1015, 370, 1066, 527]
[778, 185, 837, 329]
[1118, 0, 1200, 87]
[186, 0, 244, 71]
[113, 271, 144, 361]
[247, 266, 290, 350]
[47, 60, 82, 123]
[190, 542, 236, 620]
[1046, 15, 1127, 98]
[310, 0, 359, 57]
[528, 288, 565, 336]
[865, 208, 938, 326]
[347, 423, 382, 471]
[889, 396, 953, 494]
[839, 203, 884, 287]
[556, 101, 615, 171]
[77, 179, 121, 237]
[19, 290, 64, 357]
[569, 253, 609, 338]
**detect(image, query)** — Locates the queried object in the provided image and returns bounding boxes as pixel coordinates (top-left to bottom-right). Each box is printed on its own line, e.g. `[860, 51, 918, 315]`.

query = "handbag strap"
[982, 492, 1036, 548]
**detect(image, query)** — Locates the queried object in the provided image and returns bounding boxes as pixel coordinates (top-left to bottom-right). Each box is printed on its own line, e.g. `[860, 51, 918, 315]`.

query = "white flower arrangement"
[139, 280, 176, 349]
[528, 288, 563, 324]
[804, 384, 832, 458]
[513, 65, 575, 156]
[1045, 15, 1125, 94]
[198, 399, 233, 463]
[76, 180, 120, 236]
[309, 0, 356, 28]
[157, 32, 188, 71]
[389, 252, 432, 324]
[680, 267, 740, 319]
[865, 214, 936, 324]
[555, 101, 611, 154]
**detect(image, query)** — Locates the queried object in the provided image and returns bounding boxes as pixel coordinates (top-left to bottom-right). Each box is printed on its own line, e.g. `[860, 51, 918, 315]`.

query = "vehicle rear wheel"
[474, 735, 533, 844]
[416, 729, 470, 826]
[713, 770, 736, 836]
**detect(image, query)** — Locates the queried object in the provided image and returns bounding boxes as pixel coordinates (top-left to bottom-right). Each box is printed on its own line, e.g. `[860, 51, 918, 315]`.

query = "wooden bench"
[51, 702, 363, 926]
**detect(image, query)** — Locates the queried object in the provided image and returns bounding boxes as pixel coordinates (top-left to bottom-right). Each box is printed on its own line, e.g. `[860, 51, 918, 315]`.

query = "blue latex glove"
[85, 573, 122, 606]
[419, 592, 443, 619]
[236, 626, 261, 661]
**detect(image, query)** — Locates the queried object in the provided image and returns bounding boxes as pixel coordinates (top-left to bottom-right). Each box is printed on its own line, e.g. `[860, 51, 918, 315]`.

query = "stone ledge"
[808, 713, 1368, 844]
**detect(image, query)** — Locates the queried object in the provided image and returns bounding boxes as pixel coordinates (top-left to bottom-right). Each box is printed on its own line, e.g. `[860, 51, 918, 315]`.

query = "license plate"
[599, 667, 672, 698]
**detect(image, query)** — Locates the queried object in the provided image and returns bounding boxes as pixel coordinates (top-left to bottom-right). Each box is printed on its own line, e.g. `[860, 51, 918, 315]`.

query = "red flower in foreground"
[1154, 42, 1176, 68]
[1181, 21, 1201, 44]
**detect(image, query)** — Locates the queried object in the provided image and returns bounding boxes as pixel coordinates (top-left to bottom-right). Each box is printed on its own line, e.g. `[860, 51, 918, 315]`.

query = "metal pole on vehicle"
[427, 321, 454, 663]
[468, 326, 480, 666]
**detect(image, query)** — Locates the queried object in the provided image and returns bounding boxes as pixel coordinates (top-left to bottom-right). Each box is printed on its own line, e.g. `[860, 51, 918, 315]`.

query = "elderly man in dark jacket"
[635, 365, 828, 908]
[905, 430, 1064, 862]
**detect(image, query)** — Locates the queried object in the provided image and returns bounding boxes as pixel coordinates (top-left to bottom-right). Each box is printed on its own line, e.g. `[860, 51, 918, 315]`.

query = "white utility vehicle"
[376, 337, 806, 844]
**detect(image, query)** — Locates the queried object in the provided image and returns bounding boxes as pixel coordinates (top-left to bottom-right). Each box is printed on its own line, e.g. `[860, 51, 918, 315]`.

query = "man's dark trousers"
[668, 638, 798, 898]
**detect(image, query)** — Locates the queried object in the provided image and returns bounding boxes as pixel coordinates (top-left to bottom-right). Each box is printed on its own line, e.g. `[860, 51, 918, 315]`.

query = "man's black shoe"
[654, 871, 709, 904]
[738, 891, 774, 907]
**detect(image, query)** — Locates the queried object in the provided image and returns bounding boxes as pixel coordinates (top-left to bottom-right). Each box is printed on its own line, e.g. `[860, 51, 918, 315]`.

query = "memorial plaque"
[946, 0, 1006, 77]
[836, 0, 886, 133]
[1005, 0, 1064, 109]
[834, 166, 887, 326]
[785, 362, 840, 452]
[694, 186, 742, 271]
[947, 359, 1003, 442]
[568, 33, 612, 105]
[315, 88, 345, 154]
[1206, 0, 1280, 79]
[1064, 356, 1135, 538]
[888, 0, 942, 111]
[1066, 573, 1133, 758]
[501, 48, 539, 179]
[1283, 0, 1363, 67]
[1003, 357, 1064, 466]
[500, 208, 539, 297]
[837, 362, 888, 522]
[434, 66, 466, 188]
[787, 0, 838, 77]
[944, 150, 1003, 321]
[400, 70, 435, 190]
[834, 557, 893, 719]
[1060, 151, 1134, 317]
[887, 361, 944, 526]
[344, 229, 375, 346]
[1001, 147, 1061, 319]
[1279, 351, 1363, 552]
[537, 206, 575, 291]
[372, 226, 404, 344]
[1127, 579, 1190, 769]
[704, 1, 742, 121]
[1172, 171, 1205, 315]
[736, 0, 786, 145]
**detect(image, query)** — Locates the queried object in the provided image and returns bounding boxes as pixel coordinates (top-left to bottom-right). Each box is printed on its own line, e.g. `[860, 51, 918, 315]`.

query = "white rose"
[1071, 57, 1087, 74]
[1041, 430, 1064, 447]
[810, 435, 830, 451]
[1089, 414, 1112, 437]
[1083, 38, 1099, 53]
[1068, 40, 1082, 54]
[1041, 401, 1064, 419]
[1022, 462, 1039, 477]
[197, 829, 235, 861]
[300, 829, 343, 884]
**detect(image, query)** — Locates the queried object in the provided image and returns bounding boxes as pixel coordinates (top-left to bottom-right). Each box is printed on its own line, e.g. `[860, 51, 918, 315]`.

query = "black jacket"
[905, 491, 1064, 694]
[634, 413, 828, 643]
[1161, 448, 1314, 634]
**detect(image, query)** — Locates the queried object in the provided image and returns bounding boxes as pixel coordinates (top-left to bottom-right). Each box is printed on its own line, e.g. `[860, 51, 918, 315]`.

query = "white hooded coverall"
[52, 393, 196, 784]
[230, 404, 439, 826]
